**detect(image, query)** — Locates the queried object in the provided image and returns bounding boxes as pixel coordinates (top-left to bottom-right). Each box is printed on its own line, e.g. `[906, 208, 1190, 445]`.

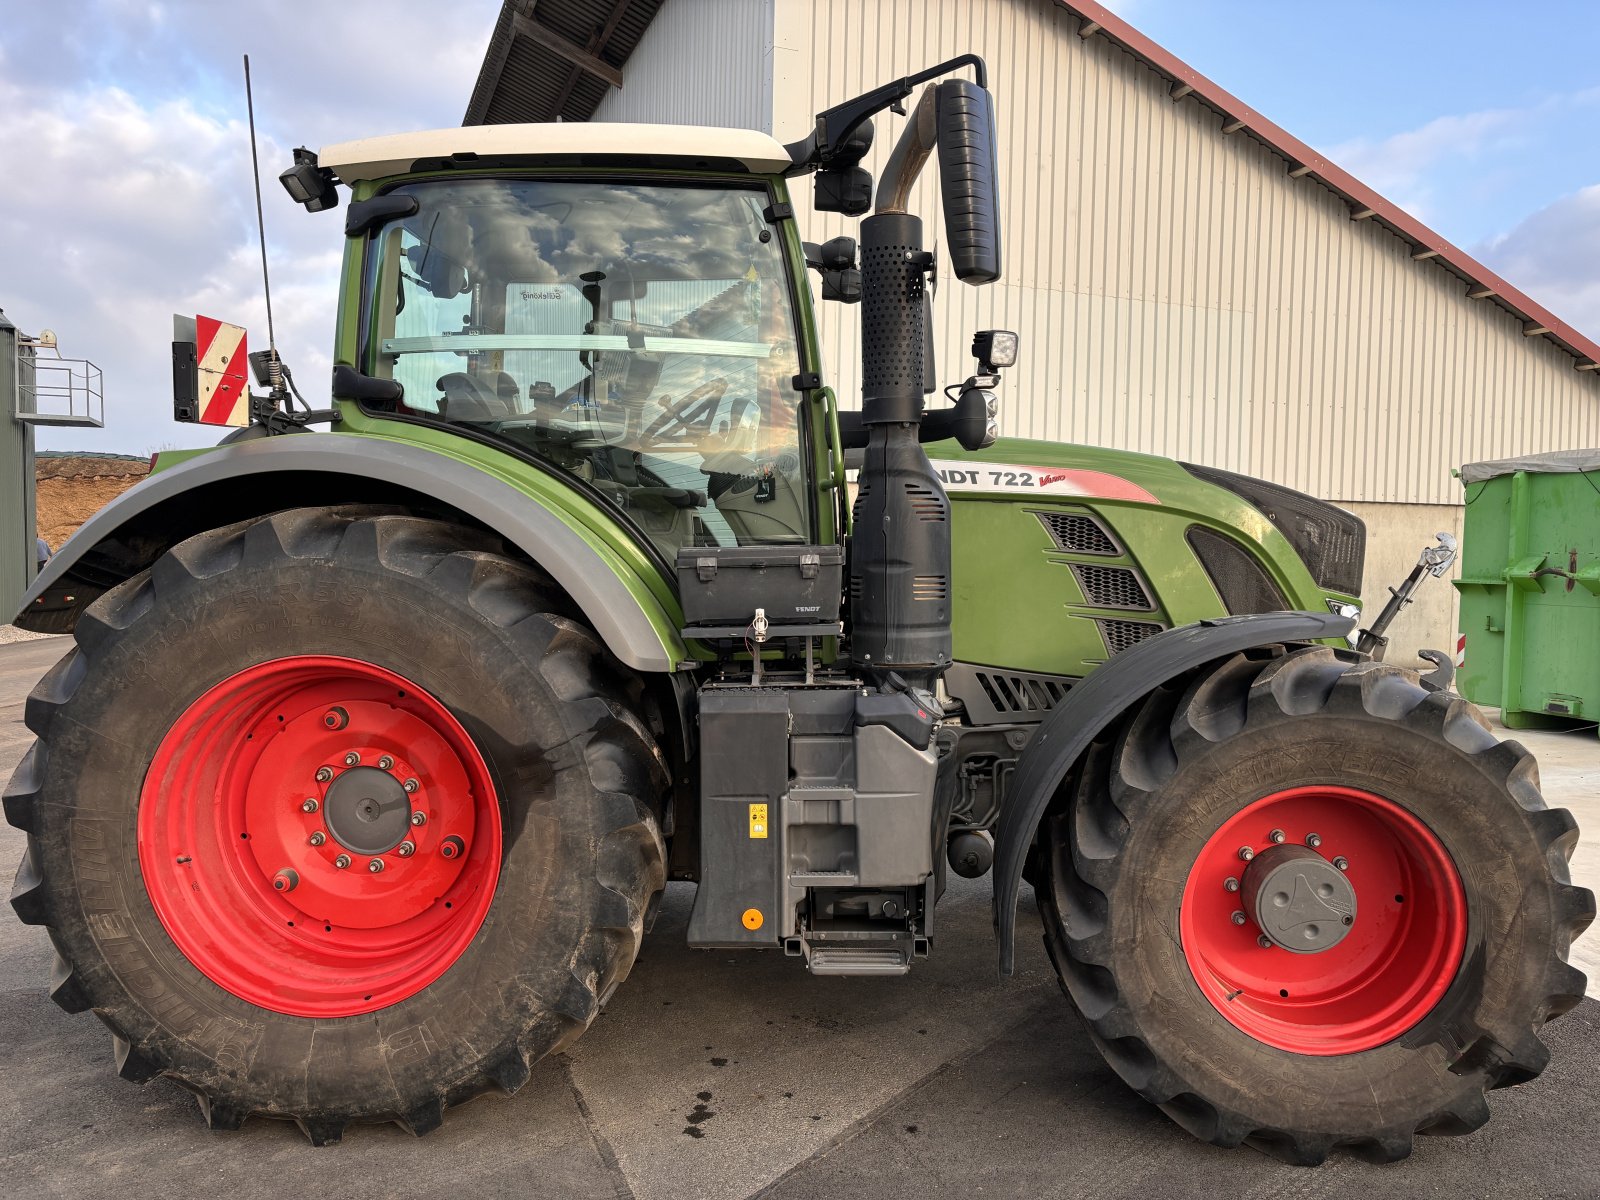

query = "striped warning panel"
[195, 315, 249, 426]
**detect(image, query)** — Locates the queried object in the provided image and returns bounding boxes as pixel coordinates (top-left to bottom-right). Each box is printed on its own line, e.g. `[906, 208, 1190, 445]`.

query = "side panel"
[941, 437, 1345, 680]
[17, 433, 687, 673]
[990, 610, 1355, 975]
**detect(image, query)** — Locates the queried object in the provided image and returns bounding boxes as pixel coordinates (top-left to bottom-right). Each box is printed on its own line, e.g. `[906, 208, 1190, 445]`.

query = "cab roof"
[319, 123, 795, 182]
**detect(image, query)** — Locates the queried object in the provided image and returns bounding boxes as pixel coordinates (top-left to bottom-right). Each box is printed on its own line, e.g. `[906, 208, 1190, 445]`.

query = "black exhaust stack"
[848, 76, 1002, 691]
[850, 210, 950, 689]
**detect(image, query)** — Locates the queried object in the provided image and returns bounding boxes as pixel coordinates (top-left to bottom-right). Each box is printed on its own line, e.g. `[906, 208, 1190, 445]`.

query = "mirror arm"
[787, 53, 987, 171]
[874, 86, 939, 215]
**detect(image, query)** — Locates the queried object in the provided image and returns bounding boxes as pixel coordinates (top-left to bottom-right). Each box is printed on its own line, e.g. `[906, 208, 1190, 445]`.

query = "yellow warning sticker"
[749, 802, 769, 839]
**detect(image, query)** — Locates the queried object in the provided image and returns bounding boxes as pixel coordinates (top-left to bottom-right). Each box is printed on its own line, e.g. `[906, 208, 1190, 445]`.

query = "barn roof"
[463, 0, 664, 126]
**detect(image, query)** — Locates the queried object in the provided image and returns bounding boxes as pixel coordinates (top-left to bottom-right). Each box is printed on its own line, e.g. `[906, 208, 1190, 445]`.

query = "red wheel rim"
[138, 656, 501, 1017]
[1179, 785, 1466, 1054]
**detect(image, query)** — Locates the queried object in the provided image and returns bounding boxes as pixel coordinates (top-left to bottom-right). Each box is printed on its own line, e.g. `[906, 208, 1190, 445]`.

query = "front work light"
[972, 329, 1019, 372]
[279, 147, 339, 212]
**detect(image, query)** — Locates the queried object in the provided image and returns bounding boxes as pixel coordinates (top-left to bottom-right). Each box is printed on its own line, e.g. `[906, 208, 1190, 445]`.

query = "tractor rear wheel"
[6, 508, 667, 1142]
[1039, 645, 1594, 1164]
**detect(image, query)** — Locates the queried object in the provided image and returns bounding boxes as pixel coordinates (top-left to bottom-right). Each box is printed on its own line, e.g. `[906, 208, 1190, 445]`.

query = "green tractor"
[9, 57, 1592, 1162]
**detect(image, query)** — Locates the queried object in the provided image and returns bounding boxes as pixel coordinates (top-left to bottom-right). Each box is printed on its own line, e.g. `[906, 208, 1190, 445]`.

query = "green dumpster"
[1454, 449, 1600, 732]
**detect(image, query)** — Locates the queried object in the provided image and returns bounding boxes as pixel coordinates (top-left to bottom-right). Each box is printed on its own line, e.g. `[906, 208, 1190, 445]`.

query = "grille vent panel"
[1186, 526, 1289, 614]
[1037, 510, 1119, 555]
[944, 662, 1078, 724]
[1072, 564, 1153, 610]
[1097, 618, 1165, 656]
[912, 575, 948, 601]
[905, 482, 947, 523]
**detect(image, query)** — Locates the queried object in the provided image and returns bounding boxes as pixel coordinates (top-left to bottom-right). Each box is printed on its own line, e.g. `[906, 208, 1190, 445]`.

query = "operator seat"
[435, 371, 518, 422]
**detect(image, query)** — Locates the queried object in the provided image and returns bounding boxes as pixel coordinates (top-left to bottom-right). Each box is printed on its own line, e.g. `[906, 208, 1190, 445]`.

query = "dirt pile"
[35, 454, 149, 551]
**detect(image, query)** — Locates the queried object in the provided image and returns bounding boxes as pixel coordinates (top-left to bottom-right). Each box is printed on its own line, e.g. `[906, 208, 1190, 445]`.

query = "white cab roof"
[319, 123, 794, 181]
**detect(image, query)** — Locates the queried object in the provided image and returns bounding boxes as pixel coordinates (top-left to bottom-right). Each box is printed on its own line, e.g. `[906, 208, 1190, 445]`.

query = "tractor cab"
[316, 127, 812, 560]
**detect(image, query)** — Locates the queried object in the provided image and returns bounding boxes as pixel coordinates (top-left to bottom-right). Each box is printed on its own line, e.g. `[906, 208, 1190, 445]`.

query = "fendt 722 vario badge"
[9, 55, 1591, 1162]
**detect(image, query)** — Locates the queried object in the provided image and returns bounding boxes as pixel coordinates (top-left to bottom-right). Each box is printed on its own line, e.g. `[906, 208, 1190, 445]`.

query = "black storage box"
[676, 544, 844, 628]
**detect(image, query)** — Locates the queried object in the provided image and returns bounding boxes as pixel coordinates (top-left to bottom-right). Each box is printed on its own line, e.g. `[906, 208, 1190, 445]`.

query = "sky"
[3, 0, 1597, 456]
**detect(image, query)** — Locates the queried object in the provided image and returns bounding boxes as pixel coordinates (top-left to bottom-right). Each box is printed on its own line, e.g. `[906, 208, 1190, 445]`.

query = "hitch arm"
[1356, 532, 1458, 657]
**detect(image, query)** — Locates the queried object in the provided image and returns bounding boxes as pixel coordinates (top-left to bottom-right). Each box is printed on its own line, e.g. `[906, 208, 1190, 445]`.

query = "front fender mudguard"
[991, 611, 1356, 975]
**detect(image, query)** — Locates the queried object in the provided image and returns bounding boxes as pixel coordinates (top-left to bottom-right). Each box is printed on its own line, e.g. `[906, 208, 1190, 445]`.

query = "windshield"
[363, 178, 810, 554]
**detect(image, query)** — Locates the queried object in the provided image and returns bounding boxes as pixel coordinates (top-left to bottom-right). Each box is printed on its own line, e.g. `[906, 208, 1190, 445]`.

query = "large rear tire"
[5, 508, 667, 1142]
[1039, 645, 1594, 1164]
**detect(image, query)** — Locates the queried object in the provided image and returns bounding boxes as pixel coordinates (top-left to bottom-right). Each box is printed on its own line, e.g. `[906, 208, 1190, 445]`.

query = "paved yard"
[2, 635, 1596, 1199]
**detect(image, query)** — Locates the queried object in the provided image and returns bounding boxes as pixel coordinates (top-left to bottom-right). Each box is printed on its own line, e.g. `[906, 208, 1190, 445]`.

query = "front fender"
[991, 611, 1356, 975]
[18, 435, 687, 673]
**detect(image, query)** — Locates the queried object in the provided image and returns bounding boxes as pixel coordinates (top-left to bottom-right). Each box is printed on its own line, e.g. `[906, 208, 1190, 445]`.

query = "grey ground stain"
[905, 1124, 919, 1134]
[710, 1057, 728, 1067]
[696, 1091, 712, 1101]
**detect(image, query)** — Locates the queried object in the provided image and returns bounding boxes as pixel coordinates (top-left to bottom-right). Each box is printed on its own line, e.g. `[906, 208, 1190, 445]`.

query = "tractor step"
[804, 944, 913, 976]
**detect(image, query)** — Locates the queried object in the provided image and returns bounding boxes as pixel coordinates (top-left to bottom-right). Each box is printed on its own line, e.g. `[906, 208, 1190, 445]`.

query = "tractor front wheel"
[1039, 645, 1594, 1163]
[6, 508, 667, 1142]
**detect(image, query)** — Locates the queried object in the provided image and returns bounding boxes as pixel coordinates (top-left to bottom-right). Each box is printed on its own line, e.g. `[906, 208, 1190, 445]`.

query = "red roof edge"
[1058, 0, 1600, 372]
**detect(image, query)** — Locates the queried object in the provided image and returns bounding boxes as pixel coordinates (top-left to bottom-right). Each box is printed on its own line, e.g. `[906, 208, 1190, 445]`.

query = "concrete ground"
[1, 635, 1596, 1199]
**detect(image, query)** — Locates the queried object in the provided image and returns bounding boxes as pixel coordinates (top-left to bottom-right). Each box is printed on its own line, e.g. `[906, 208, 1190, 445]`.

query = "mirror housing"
[935, 81, 1002, 283]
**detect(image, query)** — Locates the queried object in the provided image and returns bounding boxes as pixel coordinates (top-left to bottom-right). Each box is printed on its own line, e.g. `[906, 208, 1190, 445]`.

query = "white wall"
[592, 0, 775, 131]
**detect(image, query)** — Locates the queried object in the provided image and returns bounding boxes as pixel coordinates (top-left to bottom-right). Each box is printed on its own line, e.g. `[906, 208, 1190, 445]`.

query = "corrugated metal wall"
[591, 0, 774, 130]
[597, 0, 1600, 506]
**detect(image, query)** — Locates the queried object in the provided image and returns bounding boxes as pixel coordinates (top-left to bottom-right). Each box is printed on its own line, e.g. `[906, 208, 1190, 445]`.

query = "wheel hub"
[1241, 844, 1356, 953]
[323, 766, 412, 854]
[138, 655, 502, 1018]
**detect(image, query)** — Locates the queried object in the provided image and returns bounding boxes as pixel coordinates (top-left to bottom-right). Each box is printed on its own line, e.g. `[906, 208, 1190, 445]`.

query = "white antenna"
[242, 54, 282, 396]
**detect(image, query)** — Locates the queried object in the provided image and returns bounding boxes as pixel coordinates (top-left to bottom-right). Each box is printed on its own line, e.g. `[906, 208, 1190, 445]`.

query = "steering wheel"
[640, 378, 728, 443]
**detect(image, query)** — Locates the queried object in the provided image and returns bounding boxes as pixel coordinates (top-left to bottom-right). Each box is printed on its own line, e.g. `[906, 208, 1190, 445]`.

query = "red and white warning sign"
[1454, 633, 1466, 668]
[194, 315, 249, 427]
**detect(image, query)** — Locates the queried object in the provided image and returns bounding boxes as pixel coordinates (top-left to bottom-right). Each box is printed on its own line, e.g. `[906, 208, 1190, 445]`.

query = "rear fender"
[991, 610, 1356, 975]
[17, 435, 687, 673]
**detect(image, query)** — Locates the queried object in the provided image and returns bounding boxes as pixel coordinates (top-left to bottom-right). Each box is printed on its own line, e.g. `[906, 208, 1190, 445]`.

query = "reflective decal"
[929, 460, 1159, 504]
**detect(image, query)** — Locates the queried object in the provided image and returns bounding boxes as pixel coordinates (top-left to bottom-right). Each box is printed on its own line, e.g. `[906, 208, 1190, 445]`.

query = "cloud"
[0, 1, 497, 455]
[1322, 89, 1600, 226]
[1476, 184, 1600, 342]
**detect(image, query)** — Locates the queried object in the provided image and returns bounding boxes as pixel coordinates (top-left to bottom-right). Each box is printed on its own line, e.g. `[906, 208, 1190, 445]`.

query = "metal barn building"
[465, 0, 1600, 662]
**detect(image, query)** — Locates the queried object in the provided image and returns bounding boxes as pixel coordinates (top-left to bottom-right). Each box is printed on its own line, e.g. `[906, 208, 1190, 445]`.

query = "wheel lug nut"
[410, 810, 426, 826]
[397, 841, 416, 858]
[403, 778, 419, 794]
[1257, 934, 1273, 949]
[368, 858, 385, 873]
[1237, 846, 1254, 862]
[301, 797, 319, 814]
[344, 752, 361, 767]
[334, 853, 351, 869]
[440, 835, 465, 860]
[1269, 829, 1286, 844]
[1223, 877, 1240, 893]
[1230, 910, 1247, 926]
[309, 831, 326, 846]
[272, 868, 299, 892]
[315, 766, 334, 783]
[1333, 856, 1349, 872]
[1305, 832, 1322, 848]
[377, 755, 395, 771]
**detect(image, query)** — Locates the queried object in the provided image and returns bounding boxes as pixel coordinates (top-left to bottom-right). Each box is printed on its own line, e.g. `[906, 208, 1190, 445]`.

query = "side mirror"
[935, 81, 1002, 283]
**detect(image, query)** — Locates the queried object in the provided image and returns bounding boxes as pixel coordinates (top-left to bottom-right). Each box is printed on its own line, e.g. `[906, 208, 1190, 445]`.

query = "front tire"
[6, 508, 667, 1142]
[1039, 645, 1594, 1163]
